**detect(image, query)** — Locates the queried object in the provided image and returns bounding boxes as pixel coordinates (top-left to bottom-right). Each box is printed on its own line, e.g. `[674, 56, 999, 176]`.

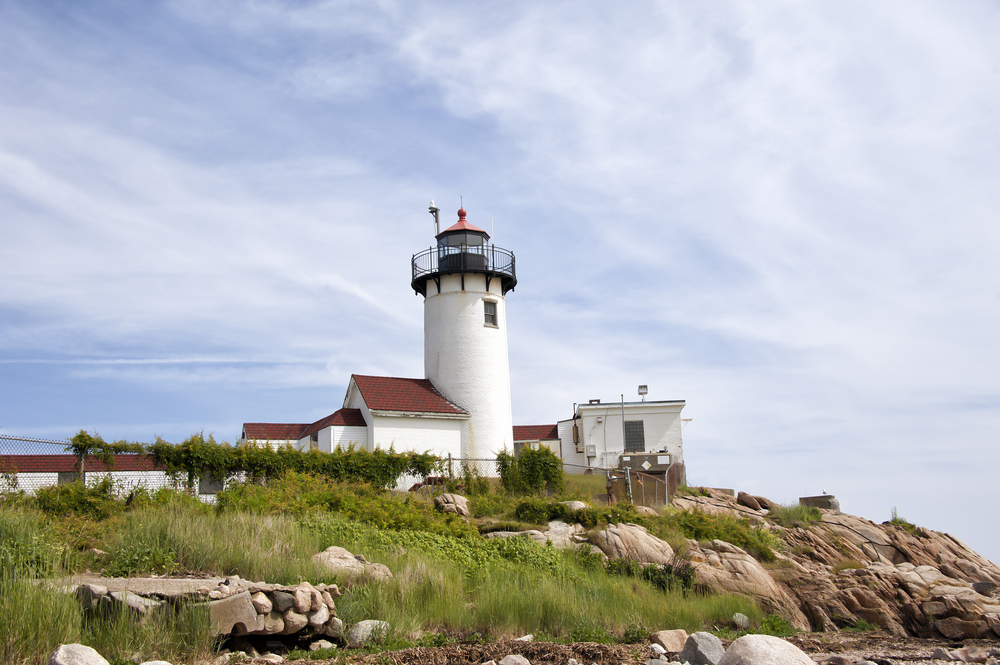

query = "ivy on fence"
[67, 431, 441, 490]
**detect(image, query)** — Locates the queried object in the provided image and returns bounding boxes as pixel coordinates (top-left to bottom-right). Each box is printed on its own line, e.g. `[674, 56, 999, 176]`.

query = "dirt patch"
[258, 633, 1000, 665]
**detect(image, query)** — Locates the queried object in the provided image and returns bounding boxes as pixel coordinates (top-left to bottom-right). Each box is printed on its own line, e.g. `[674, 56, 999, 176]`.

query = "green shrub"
[496, 447, 564, 495]
[469, 494, 515, 518]
[34, 478, 122, 520]
[568, 624, 616, 643]
[105, 542, 177, 577]
[887, 507, 918, 536]
[770, 504, 821, 529]
[512, 498, 641, 527]
[620, 624, 649, 644]
[651, 508, 780, 562]
[756, 614, 795, 637]
[845, 618, 878, 632]
[217, 472, 478, 539]
[605, 554, 696, 593]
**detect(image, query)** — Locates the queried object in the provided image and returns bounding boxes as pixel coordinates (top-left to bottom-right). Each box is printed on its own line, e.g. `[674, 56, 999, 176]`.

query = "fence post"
[625, 467, 633, 504]
[448, 453, 453, 482]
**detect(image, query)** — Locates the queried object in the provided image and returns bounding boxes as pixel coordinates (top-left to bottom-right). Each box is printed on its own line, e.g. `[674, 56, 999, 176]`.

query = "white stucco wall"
[369, 414, 463, 459]
[557, 401, 685, 471]
[423, 271, 513, 458]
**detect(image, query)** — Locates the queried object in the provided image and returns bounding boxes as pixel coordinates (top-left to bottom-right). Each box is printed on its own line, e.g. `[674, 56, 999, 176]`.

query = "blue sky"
[1, 1, 998, 562]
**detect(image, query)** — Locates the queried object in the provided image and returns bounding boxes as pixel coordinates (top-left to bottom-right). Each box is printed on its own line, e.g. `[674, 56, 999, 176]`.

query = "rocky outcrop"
[687, 540, 811, 631]
[668, 490, 1000, 640]
[588, 523, 675, 564]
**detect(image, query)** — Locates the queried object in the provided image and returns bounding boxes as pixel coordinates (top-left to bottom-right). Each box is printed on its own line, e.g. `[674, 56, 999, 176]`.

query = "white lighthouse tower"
[411, 204, 517, 458]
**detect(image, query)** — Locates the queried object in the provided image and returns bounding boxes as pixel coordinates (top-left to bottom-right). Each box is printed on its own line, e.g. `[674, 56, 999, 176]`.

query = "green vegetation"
[769, 504, 822, 529]
[887, 507, 918, 536]
[831, 559, 865, 573]
[2, 438, 791, 664]
[496, 446, 565, 495]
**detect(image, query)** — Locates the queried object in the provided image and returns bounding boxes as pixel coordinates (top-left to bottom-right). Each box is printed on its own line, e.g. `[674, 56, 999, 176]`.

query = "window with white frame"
[484, 299, 498, 327]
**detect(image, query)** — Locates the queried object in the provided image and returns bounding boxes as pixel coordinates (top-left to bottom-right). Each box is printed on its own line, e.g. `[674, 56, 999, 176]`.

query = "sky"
[1, 1, 998, 563]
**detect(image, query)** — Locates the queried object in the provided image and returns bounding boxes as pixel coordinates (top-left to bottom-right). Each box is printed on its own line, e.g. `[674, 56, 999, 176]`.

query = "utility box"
[618, 452, 671, 474]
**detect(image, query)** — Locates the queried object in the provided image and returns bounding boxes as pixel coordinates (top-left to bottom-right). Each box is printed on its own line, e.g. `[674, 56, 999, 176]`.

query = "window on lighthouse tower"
[484, 300, 498, 327]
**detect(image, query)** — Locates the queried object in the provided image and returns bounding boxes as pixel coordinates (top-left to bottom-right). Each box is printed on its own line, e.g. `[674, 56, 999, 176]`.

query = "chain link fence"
[2, 436, 678, 508]
[0, 434, 212, 498]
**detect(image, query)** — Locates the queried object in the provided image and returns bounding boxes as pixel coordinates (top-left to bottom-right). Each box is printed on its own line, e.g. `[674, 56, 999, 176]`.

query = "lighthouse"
[411, 204, 517, 458]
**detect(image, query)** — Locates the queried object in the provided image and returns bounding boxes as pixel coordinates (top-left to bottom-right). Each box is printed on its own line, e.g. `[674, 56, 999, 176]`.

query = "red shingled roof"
[0, 454, 166, 473]
[301, 409, 366, 438]
[513, 424, 559, 441]
[242, 423, 309, 441]
[352, 375, 467, 414]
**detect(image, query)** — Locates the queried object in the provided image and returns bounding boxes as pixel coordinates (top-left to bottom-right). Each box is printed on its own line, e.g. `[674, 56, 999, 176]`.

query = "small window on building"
[484, 300, 498, 327]
[624, 420, 645, 453]
[199, 473, 224, 495]
[57, 471, 81, 485]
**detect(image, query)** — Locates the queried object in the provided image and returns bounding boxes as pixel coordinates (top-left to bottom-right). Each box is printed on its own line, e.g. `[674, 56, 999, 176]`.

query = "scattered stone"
[824, 656, 853, 665]
[196, 586, 211, 595]
[109, 590, 161, 616]
[48, 643, 110, 665]
[560, 500, 588, 512]
[434, 493, 470, 517]
[514, 634, 533, 642]
[308, 604, 330, 628]
[679, 631, 726, 665]
[258, 655, 283, 664]
[932, 648, 954, 661]
[310, 639, 336, 651]
[650, 629, 688, 652]
[936, 616, 989, 640]
[345, 619, 390, 648]
[635, 505, 659, 516]
[259, 612, 284, 635]
[281, 609, 308, 635]
[208, 591, 258, 637]
[717, 634, 814, 665]
[499, 656, 531, 665]
[953, 647, 990, 664]
[649, 643, 667, 656]
[271, 591, 294, 613]
[251, 592, 272, 615]
[752, 495, 779, 510]
[732, 613, 750, 630]
[138, 661, 173, 665]
[76, 584, 108, 612]
[322, 616, 345, 639]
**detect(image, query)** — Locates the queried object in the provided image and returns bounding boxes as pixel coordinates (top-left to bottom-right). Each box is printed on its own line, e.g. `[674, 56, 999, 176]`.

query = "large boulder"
[312, 546, 392, 582]
[48, 644, 109, 665]
[208, 591, 258, 636]
[718, 634, 814, 665]
[679, 632, 725, 665]
[689, 540, 810, 631]
[589, 523, 674, 564]
[434, 493, 470, 517]
[345, 620, 390, 648]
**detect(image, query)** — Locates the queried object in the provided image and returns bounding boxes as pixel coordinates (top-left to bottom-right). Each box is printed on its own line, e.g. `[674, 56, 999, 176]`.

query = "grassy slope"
[1, 473, 778, 664]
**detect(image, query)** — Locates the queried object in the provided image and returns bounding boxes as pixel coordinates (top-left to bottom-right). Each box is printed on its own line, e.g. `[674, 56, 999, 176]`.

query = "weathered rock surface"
[312, 546, 392, 582]
[589, 523, 674, 564]
[434, 493, 470, 517]
[666, 490, 1000, 640]
[718, 634, 814, 665]
[679, 631, 726, 665]
[649, 628, 687, 652]
[48, 644, 110, 665]
[346, 619, 390, 648]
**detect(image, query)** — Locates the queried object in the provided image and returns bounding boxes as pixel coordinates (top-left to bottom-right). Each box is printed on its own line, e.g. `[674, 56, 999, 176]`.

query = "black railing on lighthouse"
[411, 245, 517, 296]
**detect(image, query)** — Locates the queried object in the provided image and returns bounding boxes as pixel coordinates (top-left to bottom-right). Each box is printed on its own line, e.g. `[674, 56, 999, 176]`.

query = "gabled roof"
[0, 454, 165, 473]
[300, 408, 366, 438]
[351, 374, 468, 415]
[514, 424, 559, 441]
[242, 423, 309, 441]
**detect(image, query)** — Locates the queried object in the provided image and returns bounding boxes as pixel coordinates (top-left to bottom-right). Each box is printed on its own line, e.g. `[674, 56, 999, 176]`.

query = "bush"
[605, 554, 696, 593]
[34, 478, 122, 520]
[887, 507, 918, 536]
[652, 508, 780, 562]
[756, 614, 795, 637]
[770, 504, 821, 529]
[497, 447, 564, 495]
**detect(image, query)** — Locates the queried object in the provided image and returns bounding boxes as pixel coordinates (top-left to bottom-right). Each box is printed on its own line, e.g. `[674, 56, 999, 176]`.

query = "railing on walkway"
[411, 245, 517, 295]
